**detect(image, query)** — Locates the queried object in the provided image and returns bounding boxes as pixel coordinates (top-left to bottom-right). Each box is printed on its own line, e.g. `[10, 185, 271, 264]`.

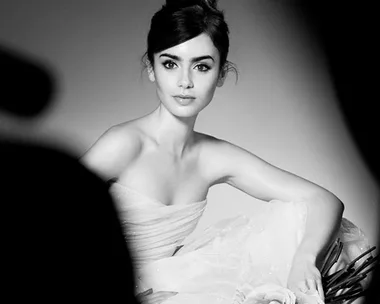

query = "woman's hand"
[287, 254, 325, 302]
[136, 288, 178, 304]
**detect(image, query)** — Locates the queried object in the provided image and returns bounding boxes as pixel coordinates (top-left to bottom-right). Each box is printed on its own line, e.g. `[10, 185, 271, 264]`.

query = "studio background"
[1, 0, 378, 246]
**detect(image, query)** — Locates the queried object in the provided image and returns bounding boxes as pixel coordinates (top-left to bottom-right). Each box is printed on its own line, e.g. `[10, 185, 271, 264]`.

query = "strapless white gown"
[109, 182, 371, 304]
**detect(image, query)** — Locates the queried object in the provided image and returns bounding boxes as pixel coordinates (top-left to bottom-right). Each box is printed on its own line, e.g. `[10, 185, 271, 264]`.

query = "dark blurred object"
[291, 0, 379, 185]
[0, 46, 55, 118]
[1, 141, 138, 302]
[0, 45, 138, 303]
[291, 0, 379, 302]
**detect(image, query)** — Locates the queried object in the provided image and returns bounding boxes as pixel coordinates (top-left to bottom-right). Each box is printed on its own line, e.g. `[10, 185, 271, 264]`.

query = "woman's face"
[149, 33, 225, 118]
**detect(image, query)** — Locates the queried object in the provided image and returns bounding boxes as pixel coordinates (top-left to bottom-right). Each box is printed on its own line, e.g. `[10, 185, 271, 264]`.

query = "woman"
[81, 1, 366, 303]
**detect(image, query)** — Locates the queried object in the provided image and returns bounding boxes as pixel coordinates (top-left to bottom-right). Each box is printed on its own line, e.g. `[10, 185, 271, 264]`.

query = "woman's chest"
[117, 151, 209, 205]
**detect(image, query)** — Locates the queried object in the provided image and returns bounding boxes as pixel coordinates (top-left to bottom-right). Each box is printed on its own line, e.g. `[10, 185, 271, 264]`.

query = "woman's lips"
[173, 95, 196, 105]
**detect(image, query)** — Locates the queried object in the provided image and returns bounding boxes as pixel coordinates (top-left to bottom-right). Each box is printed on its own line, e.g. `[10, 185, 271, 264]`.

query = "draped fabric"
[109, 182, 207, 269]
[109, 182, 369, 304]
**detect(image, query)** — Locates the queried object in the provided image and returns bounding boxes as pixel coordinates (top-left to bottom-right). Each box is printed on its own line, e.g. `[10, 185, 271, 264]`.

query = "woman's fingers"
[136, 288, 153, 302]
[316, 279, 325, 301]
[295, 278, 325, 302]
[137, 288, 153, 297]
[306, 277, 324, 300]
[138, 290, 178, 304]
[296, 281, 308, 293]
[306, 278, 317, 292]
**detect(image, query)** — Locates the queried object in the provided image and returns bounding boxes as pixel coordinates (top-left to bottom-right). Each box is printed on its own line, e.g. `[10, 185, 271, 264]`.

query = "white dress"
[109, 182, 371, 304]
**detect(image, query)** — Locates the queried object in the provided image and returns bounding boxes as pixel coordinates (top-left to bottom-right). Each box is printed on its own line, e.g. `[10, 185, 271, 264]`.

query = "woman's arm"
[80, 124, 142, 181]
[202, 138, 344, 298]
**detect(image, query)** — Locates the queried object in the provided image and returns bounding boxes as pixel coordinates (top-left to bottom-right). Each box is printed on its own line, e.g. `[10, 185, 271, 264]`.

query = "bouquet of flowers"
[321, 238, 377, 303]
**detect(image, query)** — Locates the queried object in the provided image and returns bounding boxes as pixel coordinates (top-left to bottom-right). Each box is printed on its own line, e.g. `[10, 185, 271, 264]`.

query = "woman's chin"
[165, 105, 203, 118]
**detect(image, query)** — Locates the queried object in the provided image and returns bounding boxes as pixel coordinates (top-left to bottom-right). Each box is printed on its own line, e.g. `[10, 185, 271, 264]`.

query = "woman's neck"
[147, 105, 197, 157]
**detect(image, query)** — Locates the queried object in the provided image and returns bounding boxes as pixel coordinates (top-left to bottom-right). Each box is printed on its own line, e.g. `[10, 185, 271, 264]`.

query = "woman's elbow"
[324, 191, 345, 217]
[310, 189, 345, 217]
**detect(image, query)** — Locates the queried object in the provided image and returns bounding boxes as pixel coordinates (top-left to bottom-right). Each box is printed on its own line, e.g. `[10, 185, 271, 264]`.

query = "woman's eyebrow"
[159, 53, 215, 63]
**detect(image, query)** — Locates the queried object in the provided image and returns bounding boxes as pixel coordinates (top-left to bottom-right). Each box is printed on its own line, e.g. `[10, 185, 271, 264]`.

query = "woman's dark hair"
[142, 0, 237, 78]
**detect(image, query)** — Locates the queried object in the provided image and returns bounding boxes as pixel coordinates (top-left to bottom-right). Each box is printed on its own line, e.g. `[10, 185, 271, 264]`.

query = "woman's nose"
[178, 71, 194, 89]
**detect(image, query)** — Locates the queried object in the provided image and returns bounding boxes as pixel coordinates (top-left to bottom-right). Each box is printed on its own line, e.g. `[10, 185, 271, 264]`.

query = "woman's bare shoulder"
[195, 132, 236, 151]
[196, 132, 261, 157]
[93, 121, 144, 153]
[195, 132, 266, 185]
[80, 120, 146, 180]
[195, 133, 238, 184]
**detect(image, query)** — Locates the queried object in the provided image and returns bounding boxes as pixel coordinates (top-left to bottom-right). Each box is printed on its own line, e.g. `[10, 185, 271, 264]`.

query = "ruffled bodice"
[109, 182, 207, 269]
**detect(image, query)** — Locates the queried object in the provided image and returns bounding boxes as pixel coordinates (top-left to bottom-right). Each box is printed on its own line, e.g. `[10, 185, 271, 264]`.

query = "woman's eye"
[195, 64, 210, 72]
[163, 61, 177, 69]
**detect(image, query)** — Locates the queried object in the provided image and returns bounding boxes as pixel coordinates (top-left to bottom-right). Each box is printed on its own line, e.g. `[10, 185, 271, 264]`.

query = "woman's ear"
[147, 61, 155, 82]
[217, 66, 227, 87]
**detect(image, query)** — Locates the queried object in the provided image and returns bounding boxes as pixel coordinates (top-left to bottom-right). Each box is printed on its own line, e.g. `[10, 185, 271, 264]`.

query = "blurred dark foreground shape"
[0, 45, 138, 303]
[293, 1, 380, 301]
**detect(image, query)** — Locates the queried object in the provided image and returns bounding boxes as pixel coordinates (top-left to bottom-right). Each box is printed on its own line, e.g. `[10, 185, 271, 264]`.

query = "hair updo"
[142, 0, 237, 77]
